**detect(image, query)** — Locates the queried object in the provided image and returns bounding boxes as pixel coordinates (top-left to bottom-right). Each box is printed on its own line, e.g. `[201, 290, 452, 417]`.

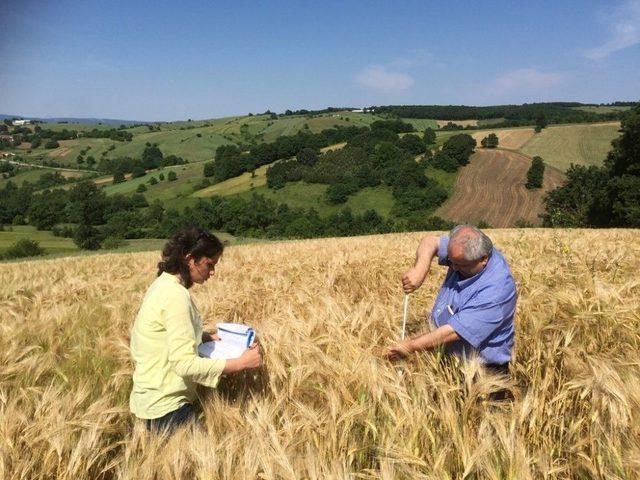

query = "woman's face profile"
[187, 254, 221, 285]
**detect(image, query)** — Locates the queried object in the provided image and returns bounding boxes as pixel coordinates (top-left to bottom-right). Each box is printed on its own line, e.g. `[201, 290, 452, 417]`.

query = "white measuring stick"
[401, 294, 409, 340]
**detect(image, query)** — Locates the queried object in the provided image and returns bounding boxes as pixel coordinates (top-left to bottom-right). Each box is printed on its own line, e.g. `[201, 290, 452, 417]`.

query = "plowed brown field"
[471, 128, 535, 150]
[436, 149, 564, 227]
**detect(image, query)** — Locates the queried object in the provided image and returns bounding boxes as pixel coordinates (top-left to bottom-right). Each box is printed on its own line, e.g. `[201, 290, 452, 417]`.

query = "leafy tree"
[203, 161, 216, 177]
[398, 134, 426, 155]
[113, 171, 125, 184]
[28, 189, 68, 229]
[130, 193, 148, 208]
[326, 182, 358, 204]
[535, 113, 547, 131]
[525, 156, 545, 189]
[73, 224, 102, 250]
[296, 148, 318, 167]
[542, 165, 606, 227]
[44, 139, 59, 149]
[481, 133, 499, 148]
[423, 128, 436, 145]
[167, 171, 177, 181]
[136, 183, 147, 193]
[149, 176, 158, 185]
[159, 173, 165, 181]
[66, 181, 106, 225]
[142, 145, 163, 170]
[131, 166, 146, 178]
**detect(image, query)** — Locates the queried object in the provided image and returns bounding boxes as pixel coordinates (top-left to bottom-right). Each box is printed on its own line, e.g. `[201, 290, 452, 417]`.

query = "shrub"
[44, 139, 59, 149]
[136, 184, 147, 193]
[167, 171, 177, 181]
[1, 239, 45, 260]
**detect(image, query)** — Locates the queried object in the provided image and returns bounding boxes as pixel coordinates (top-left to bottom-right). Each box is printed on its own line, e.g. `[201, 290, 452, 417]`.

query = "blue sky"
[1, 0, 638, 121]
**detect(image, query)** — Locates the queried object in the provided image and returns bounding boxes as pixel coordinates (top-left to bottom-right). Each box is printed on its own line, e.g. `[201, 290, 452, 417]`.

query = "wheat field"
[1, 229, 639, 479]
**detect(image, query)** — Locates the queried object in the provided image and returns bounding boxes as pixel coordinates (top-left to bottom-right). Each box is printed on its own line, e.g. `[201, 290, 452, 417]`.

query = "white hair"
[449, 224, 493, 261]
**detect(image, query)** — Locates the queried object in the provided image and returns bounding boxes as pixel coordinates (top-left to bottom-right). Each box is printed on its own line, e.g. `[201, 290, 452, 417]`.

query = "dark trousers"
[484, 363, 513, 401]
[145, 403, 196, 433]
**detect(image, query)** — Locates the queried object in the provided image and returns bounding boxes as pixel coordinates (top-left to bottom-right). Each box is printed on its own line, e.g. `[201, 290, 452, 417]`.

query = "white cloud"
[585, 0, 640, 60]
[489, 68, 564, 92]
[388, 49, 433, 69]
[354, 66, 415, 93]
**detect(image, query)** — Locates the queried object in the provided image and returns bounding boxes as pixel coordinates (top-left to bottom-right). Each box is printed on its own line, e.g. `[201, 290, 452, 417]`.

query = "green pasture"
[571, 105, 631, 114]
[235, 182, 395, 217]
[0, 226, 77, 256]
[426, 166, 458, 193]
[0, 226, 247, 261]
[102, 162, 207, 203]
[401, 118, 438, 130]
[193, 163, 270, 198]
[521, 122, 621, 171]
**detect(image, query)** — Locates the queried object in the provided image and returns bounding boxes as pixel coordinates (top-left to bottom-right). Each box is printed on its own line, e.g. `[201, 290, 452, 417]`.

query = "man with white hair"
[386, 225, 517, 378]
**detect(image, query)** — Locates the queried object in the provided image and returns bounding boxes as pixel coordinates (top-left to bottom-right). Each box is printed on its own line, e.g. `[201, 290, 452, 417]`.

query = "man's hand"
[384, 339, 416, 360]
[402, 266, 429, 294]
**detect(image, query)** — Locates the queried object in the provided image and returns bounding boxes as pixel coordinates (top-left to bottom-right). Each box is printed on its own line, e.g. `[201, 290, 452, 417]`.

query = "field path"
[436, 149, 565, 227]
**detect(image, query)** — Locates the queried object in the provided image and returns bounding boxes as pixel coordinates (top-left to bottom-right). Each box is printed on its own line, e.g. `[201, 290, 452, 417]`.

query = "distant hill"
[0, 114, 150, 126]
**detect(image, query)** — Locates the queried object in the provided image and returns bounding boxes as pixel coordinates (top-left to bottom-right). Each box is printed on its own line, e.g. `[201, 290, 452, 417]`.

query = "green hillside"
[521, 122, 621, 171]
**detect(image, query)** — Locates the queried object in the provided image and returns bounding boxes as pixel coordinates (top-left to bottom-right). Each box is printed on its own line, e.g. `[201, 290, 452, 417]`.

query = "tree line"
[370, 103, 631, 125]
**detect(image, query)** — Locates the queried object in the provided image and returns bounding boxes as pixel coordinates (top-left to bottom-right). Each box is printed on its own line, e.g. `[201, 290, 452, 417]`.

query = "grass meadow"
[521, 122, 621, 171]
[1, 229, 639, 479]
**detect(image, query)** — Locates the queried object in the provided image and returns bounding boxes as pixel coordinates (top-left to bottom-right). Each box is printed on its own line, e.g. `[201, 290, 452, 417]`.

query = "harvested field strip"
[436, 119, 478, 128]
[471, 128, 535, 150]
[436, 149, 565, 227]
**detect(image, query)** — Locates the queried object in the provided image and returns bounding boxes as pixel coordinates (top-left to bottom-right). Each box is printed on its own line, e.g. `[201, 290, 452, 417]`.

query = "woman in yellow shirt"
[129, 227, 262, 432]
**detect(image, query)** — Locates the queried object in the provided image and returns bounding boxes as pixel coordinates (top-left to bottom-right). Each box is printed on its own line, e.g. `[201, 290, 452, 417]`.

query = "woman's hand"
[240, 343, 262, 369]
[202, 331, 221, 342]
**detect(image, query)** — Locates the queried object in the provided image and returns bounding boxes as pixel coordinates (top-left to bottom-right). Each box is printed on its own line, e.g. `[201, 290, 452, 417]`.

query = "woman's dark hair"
[157, 226, 224, 288]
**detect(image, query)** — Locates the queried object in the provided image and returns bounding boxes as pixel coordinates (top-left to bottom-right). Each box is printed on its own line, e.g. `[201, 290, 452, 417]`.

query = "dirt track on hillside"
[436, 149, 565, 227]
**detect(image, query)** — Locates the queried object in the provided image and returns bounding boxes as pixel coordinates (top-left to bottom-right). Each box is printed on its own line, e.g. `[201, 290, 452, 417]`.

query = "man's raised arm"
[402, 236, 440, 294]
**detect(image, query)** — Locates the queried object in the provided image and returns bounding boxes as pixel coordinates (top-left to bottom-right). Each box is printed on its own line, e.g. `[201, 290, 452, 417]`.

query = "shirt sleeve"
[447, 283, 516, 349]
[437, 235, 450, 266]
[163, 289, 225, 388]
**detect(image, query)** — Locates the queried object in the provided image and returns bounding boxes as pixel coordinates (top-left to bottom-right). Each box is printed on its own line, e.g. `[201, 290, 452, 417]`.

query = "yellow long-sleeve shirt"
[129, 272, 225, 419]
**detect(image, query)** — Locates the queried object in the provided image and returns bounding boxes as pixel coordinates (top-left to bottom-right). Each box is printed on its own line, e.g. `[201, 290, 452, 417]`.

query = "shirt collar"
[160, 271, 182, 284]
